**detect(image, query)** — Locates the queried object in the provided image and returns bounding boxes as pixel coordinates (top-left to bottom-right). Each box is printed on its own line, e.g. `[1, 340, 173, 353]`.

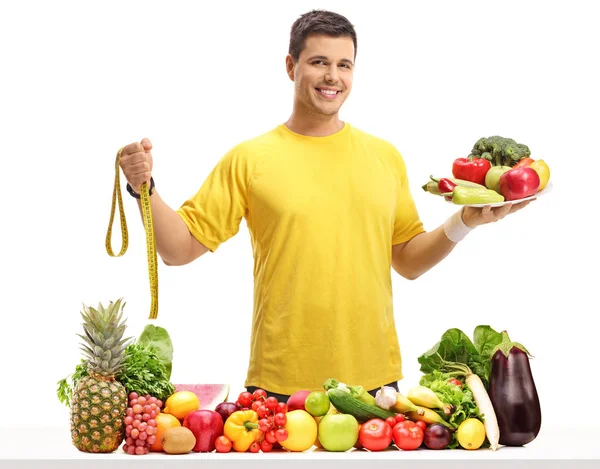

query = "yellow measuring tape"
[105, 148, 159, 319]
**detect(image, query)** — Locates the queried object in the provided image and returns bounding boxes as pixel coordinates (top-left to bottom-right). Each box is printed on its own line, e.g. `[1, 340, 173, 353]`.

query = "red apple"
[499, 167, 540, 201]
[183, 410, 224, 452]
[286, 390, 312, 412]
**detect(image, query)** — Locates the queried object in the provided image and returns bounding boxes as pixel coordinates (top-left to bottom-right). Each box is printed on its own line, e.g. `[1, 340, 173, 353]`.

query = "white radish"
[444, 361, 500, 451]
[465, 372, 500, 451]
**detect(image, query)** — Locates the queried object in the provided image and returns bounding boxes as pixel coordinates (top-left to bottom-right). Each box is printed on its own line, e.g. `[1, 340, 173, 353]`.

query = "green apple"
[485, 166, 512, 194]
[318, 413, 359, 451]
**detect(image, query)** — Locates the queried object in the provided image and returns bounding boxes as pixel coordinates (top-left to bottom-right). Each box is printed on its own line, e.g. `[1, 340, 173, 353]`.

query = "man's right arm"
[134, 191, 209, 266]
[120, 138, 209, 266]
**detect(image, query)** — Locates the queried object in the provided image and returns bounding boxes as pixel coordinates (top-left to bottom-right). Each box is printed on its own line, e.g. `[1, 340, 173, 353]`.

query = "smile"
[315, 88, 341, 99]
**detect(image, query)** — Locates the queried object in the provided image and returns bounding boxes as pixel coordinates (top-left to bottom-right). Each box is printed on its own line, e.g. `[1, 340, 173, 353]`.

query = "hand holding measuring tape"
[106, 139, 159, 319]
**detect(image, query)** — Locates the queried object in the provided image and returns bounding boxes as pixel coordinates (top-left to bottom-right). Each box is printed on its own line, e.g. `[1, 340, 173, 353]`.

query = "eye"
[339, 63, 351, 69]
[312, 60, 327, 66]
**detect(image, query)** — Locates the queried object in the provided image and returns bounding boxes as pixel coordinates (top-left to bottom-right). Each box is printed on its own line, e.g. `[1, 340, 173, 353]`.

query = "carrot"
[442, 361, 500, 451]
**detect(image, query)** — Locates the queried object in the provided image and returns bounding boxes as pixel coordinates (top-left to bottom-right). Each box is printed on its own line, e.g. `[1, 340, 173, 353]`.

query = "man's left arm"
[392, 202, 531, 280]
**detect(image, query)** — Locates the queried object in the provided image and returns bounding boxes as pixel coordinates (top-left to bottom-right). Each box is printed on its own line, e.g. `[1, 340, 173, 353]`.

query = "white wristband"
[444, 208, 473, 243]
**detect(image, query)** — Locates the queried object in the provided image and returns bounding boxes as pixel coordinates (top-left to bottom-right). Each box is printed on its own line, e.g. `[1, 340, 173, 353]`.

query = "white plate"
[446, 181, 553, 208]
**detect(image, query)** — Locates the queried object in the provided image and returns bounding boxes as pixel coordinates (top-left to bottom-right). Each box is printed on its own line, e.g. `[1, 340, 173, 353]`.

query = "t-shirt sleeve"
[391, 148, 425, 245]
[176, 146, 250, 252]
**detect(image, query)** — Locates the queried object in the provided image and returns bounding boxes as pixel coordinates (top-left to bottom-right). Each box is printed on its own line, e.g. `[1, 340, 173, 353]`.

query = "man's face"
[287, 34, 355, 117]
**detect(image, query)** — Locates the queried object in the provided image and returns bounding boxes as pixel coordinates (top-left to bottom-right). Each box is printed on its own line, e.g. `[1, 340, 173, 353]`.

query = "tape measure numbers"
[105, 147, 159, 319]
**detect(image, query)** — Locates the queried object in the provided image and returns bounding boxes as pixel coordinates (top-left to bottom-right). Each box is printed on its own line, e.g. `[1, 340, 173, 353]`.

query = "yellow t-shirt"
[177, 122, 425, 394]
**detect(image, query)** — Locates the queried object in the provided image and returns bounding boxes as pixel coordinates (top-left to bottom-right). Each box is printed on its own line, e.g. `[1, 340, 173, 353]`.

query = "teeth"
[319, 89, 337, 95]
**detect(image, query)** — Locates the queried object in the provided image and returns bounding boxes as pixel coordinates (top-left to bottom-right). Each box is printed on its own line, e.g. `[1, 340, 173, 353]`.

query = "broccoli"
[469, 135, 531, 167]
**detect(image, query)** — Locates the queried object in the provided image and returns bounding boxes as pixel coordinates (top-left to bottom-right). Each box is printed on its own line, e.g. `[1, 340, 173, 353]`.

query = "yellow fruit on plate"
[280, 410, 318, 452]
[163, 391, 200, 421]
[530, 159, 550, 191]
[457, 418, 486, 450]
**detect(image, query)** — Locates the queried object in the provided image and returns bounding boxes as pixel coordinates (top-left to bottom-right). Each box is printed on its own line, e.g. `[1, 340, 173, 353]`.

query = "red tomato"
[448, 378, 463, 388]
[512, 157, 535, 169]
[415, 420, 427, 431]
[394, 414, 405, 423]
[393, 420, 424, 451]
[385, 417, 397, 428]
[359, 419, 393, 452]
[215, 435, 232, 453]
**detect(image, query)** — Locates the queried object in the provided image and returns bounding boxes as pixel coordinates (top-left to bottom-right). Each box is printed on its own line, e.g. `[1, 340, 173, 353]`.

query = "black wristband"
[127, 177, 155, 199]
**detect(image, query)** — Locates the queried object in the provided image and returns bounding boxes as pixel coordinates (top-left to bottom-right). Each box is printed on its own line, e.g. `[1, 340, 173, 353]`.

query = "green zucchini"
[327, 388, 395, 423]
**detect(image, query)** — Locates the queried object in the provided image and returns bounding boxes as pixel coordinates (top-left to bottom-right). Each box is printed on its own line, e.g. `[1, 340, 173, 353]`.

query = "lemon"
[457, 418, 486, 450]
[163, 391, 200, 421]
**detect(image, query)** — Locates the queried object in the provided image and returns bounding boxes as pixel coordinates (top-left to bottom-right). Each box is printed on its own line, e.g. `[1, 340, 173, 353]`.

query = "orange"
[163, 391, 200, 421]
[150, 413, 181, 452]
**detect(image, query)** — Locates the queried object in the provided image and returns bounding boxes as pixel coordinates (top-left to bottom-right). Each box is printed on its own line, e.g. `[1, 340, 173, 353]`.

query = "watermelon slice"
[173, 384, 230, 411]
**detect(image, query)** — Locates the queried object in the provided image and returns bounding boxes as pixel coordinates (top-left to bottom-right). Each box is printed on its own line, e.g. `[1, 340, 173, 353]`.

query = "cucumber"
[327, 388, 395, 423]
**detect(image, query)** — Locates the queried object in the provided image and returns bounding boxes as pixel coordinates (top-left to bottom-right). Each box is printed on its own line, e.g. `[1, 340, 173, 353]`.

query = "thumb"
[141, 137, 152, 151]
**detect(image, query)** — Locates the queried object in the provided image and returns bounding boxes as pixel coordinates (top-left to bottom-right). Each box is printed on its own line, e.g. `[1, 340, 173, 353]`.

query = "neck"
[285, 103, 344, 137]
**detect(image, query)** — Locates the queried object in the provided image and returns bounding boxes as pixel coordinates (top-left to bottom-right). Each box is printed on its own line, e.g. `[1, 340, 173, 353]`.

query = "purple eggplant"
[489, 331, 541, 446]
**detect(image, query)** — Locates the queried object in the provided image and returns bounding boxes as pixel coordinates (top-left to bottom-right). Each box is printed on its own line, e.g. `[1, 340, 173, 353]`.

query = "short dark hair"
[289, 10, 357, 62]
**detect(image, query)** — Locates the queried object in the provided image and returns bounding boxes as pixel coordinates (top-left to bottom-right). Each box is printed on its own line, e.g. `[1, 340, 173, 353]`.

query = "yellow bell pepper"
[223, 410, 262, 452]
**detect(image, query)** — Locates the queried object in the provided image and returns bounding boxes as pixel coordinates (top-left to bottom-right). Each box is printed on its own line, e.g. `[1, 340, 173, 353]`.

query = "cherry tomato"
[415, 420, 427, 431]
[392, 420, 424, 451]
[274, 413, 287, 427]
[215, 435, 232, 453]
[265, 429, 278, 444]
[448, 378, 463, 388]
[275, 428, 288, 442]
[238, 392, 254, 408]
[275, 402, 288, 414]
[253, 389, 268, 401]
[385, 416, 397, 428]
[249, 441, 260, 453]
[258, 418, 271, 432]
[260, 439, 273, 452]
[358, 418, 393, 452]
[394, 414, 405, 423]
[251, 400, 262, 412]
[257, 405, 270, 419]
[265, 397, 279, 411]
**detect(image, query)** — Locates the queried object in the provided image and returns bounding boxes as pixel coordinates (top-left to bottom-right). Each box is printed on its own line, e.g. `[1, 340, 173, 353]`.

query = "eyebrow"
[307, 55, 354, 66]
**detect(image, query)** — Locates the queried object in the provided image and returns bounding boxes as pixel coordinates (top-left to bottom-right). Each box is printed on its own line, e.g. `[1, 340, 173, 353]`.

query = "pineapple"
[70, 299, 131, 453]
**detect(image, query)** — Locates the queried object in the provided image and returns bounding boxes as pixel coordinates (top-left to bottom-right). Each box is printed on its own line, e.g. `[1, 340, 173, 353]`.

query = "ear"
[285, 54, 295, 81]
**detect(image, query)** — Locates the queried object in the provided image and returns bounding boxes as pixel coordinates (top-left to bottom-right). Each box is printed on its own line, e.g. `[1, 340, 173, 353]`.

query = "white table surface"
[2, 424, 598, 469]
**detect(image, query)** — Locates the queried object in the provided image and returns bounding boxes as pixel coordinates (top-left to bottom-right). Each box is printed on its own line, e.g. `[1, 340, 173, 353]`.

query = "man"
[119, 10, 529, 401]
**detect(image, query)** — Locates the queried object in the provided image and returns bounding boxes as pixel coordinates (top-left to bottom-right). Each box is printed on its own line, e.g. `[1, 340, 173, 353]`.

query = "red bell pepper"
[437, 178, 457, 201]
[452, 157, 491, 186]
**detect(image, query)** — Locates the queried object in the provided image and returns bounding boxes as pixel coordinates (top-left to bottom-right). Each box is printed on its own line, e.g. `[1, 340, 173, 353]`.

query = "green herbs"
[138, 324, 174, 379]
[57, 325, 176, 405]
[419, 371, 484, 449]
[417, 325, 502, 388]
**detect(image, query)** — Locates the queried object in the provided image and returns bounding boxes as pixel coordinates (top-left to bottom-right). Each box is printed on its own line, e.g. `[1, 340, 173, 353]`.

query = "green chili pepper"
[449, 185, 505, 205]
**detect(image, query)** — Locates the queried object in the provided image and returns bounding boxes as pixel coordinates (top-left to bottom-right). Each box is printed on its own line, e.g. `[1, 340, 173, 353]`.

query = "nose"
[325, 65, 339, 83]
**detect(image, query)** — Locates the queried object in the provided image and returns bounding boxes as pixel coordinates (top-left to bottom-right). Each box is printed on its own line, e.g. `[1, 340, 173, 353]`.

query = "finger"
[509, 200, 532, 214]
[122, 152, 148, 166]
[121, 142, 144, 156]
[495, 203, 513, 219]
[141, 138, 153, 151]
[129, 161, 151, 176]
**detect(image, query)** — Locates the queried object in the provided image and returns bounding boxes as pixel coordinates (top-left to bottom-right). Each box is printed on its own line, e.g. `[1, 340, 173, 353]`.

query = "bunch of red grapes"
[122, 392, 163, 455]
[235, 389, 288, 453]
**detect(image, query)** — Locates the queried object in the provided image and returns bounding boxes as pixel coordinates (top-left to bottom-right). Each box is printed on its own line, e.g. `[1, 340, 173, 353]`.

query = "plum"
[424, 423, 452, 450]
[215, 402, 238, 424]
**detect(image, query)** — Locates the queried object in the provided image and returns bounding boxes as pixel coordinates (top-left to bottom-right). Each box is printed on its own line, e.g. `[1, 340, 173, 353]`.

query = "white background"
[1, 0, 598, 432]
